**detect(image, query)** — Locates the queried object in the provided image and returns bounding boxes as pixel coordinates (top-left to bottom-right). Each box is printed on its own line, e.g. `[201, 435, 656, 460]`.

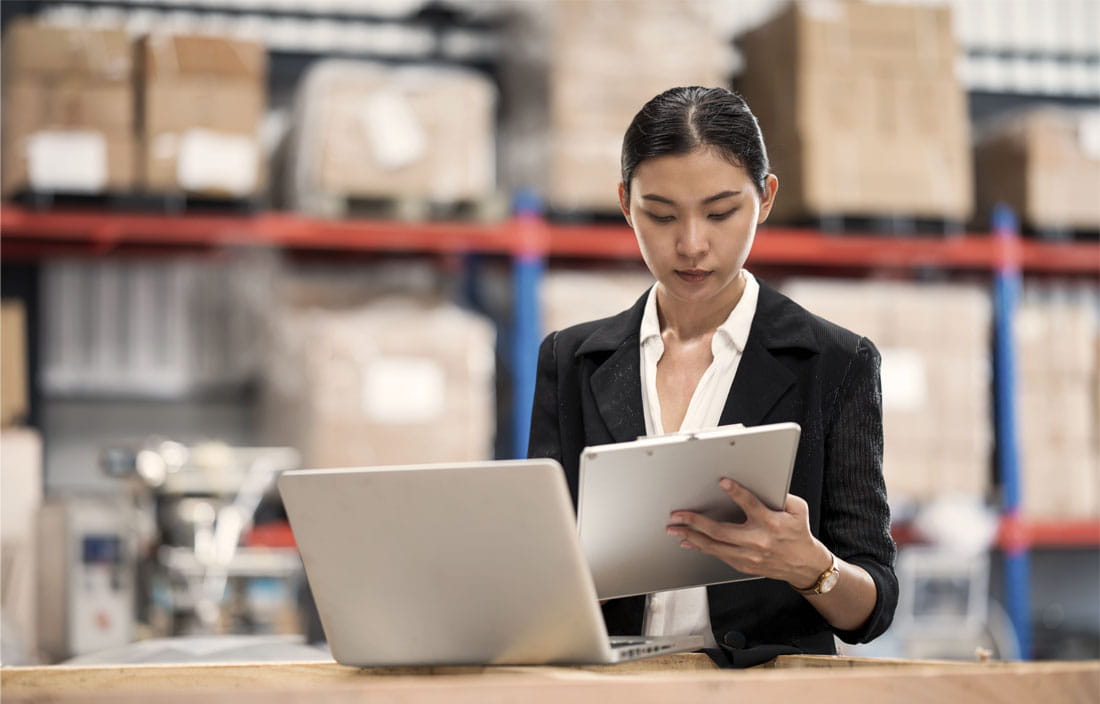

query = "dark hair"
[621, 86, 770, 197]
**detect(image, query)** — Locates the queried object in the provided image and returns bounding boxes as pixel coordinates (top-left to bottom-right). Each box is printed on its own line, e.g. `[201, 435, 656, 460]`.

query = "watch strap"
[795, 553, 839, 595]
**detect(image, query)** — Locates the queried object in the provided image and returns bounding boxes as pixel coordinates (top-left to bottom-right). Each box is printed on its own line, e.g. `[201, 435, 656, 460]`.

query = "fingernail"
[719, 478, 733, 490]
[669, 513, 684, 522]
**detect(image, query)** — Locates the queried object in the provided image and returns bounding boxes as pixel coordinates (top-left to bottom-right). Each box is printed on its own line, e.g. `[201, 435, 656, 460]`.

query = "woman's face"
[619, 148, 778, 309]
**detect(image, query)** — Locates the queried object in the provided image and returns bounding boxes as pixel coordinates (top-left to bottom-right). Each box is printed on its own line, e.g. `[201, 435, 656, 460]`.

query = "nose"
[676, 216, 708, 262]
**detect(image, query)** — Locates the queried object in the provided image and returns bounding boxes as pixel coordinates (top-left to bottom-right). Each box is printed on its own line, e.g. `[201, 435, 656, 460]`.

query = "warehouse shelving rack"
[2, 202, 1098, 659]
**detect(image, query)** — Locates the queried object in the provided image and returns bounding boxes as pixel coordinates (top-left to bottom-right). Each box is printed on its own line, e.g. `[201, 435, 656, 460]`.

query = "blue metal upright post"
[992, 202, 1030, 660]
[511, 190, 546, 459]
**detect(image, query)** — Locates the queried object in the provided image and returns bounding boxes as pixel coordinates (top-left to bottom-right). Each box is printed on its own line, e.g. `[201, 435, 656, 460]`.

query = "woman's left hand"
[666, 478, 832, 590]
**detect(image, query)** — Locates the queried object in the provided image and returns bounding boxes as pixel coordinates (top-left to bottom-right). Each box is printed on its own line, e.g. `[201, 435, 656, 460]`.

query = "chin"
[663, 278, 718, 301]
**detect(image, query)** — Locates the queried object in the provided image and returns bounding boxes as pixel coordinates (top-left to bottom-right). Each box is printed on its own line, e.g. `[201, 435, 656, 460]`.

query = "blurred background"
[0, 0, 1097, 667]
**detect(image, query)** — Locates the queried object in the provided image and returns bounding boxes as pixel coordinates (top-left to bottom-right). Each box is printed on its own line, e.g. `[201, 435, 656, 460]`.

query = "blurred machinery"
[891, 499, 1019, 661]
[37, 439, 302, 661]
[37, 496, 136, 663]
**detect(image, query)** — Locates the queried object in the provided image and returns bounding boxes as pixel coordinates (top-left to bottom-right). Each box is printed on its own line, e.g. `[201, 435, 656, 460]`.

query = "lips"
[675, 269, 711, 283]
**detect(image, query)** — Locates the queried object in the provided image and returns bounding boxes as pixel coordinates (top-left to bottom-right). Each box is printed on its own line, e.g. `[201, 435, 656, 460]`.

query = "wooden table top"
[3, 654, 1097, 704]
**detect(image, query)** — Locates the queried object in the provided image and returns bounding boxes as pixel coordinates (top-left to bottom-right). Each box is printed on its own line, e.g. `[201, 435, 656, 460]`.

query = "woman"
[528, 87, 897, 668]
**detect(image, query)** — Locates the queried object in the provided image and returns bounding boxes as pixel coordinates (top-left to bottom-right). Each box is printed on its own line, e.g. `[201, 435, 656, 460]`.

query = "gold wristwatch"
[795, 553, 840, 596]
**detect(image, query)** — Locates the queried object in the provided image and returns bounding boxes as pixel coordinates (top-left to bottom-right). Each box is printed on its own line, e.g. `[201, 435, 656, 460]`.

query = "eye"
[708, 209, 737, 221]
[645, 212, 675, 224]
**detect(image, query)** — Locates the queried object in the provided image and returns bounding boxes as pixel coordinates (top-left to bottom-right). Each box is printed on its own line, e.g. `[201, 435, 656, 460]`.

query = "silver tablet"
[577, 422, 800, 600]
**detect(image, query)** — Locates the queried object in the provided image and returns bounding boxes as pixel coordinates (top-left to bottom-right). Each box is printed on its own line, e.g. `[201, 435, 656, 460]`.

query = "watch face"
[820, 569, 840, 594]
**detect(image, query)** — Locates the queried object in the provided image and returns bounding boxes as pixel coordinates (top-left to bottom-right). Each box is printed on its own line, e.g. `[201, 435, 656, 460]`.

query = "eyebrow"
[640, 190, 742, 206]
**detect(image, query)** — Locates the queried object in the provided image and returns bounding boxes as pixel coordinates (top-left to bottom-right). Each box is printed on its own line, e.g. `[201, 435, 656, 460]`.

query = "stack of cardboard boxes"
[138, 34, 267, 197]
[783, 279, 992, 505]
[1, 19, 266, 199]
[503, 0, 729, 214]
[737, 1, 972, 223]
[1015, 289, 1099, 519]
[1, 20, 136, 197]
[284, 61, 497, 216]
[975, 108, 1100, 234]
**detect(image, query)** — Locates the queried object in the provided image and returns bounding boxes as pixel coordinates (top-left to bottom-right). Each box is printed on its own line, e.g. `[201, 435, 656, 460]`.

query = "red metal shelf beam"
[997, 518, 1100, 550]
[0, 206, 518, 255]
[1, 206, 1098, 274]
[892, 518, 1100, 550]
[544, 222, 1100, 274]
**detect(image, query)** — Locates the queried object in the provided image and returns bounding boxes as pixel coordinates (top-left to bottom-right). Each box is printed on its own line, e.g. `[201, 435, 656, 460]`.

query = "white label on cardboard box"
[358, 91, 426, 170]
[363, 357, 445, 424]
[880, 347, 928, 412]
[1078, 111, 1100, 160]
[26, 131, 108, 192]
[177, 129, 258, 196]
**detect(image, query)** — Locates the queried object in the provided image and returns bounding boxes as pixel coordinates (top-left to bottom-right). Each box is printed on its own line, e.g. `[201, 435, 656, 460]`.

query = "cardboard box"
[1015, 290, 1099, 519]
[1, 21, 135, 196]
[262, 298, 495, 468]
[501, 0, 729, 214]
[285, 61, 496, 212]
[137, 34, 267, 196]
[1, 301, 28, 427]
[1, 18, 131, 81]
[737, 1, 972, 222]
[4, 80, 133, 136]
[975, 108, 1100, 232]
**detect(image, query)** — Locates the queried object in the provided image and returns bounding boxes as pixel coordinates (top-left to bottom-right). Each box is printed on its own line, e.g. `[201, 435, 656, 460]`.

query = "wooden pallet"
[10, 190, 264, 216]
[297, 192, 508, 222]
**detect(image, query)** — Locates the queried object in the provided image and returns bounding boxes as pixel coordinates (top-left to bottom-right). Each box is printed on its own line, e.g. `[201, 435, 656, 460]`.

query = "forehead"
[630, 148, 752, 197]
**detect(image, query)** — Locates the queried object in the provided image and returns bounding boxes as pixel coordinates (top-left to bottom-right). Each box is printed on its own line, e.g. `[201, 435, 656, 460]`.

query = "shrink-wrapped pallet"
[261, 294, 495, 468]
[285, 60, 497, 216]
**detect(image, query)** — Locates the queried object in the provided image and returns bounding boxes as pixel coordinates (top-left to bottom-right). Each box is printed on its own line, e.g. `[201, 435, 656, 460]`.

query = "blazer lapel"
[578, 291, 649, 444]
[589, 340, 646, 443]
[718, 333, 795, 427]
[718, 280, 817, 427]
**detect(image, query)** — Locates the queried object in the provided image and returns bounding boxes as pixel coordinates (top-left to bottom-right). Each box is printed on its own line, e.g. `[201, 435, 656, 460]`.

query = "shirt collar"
[718, 270, 758, 354]
[640, 285, 662, 345]
[639, 271, 759, 353]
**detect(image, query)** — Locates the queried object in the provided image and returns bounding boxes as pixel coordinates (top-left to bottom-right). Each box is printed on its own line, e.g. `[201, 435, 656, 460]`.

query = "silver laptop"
[277, 459, 703, 666]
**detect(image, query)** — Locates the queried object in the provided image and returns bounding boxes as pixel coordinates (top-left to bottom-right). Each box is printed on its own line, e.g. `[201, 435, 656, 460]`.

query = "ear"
[757, 174, 779, 225]
[618, 182, 633, 228]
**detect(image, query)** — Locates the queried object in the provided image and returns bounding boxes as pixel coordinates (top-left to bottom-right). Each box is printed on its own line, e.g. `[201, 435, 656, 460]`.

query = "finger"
[719, 478, 770, 519]
[783, 493, 808, 517]
[668, 510, 742, 544]
[674, 528, 768, 576]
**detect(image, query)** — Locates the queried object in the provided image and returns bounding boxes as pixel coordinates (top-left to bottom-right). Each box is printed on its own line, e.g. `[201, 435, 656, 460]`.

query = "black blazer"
[528, 280, 898, 667]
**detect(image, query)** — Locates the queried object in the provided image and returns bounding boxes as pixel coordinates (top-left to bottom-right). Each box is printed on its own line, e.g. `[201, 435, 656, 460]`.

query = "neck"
[656, 272, 747, 340]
